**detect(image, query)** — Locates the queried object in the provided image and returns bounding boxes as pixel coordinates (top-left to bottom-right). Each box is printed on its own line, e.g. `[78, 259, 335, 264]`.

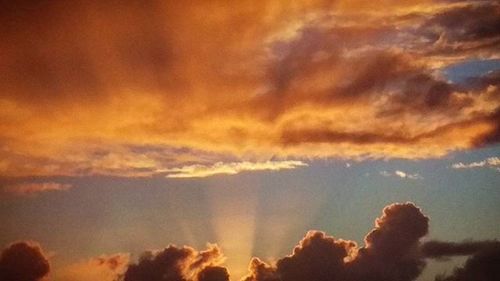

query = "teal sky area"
[2, 145, 499, 279]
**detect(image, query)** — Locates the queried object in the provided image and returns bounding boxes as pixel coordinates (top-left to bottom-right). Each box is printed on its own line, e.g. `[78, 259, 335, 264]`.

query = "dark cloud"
[122, 244, 224, 281]
[242, 258, 279, 281]
[276, 231, 356, 281]
[243, 202, 430, 281]
[3, 203, 500, 281]
[420, 2, 500, 48]
[434, 244, 500, 281]
[473, 108, 500, 146]
[348, 203, 429, 281]
[0, 241, 50, 281]
[197, 266, 230, 281]
[422, 240, 500, 258]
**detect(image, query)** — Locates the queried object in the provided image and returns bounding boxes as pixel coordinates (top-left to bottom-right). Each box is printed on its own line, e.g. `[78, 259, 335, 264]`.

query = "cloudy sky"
[0, 0, 499, 280]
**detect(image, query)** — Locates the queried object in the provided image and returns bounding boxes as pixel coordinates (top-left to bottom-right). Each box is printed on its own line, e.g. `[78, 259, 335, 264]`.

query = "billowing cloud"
[0, 241, 50, 281]
[163, 160, 308, 178]
[0, 0, 499, 178]
[123, 244, 225, 281]
[2, 203, 499, 281]
[348, 203, 429, 281]
[242, 258, 279, 281]
[243, 202, 430, 281]
[55, 253, 130, 281]
[1, 182, 71, 196]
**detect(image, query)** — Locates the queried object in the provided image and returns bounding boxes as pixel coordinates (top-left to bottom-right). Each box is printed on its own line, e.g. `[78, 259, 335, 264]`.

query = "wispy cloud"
[452, 156, 500, 171]
[163, 160, 308, 178]
[380, 170, 423, 180]
[2, 182, 72, 196]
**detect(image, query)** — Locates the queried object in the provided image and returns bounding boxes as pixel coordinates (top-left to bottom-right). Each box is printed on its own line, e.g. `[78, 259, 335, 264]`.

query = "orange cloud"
[0, 0, 499, 178]
[2, 182, 71, 196]
[54, 253, 130, 281]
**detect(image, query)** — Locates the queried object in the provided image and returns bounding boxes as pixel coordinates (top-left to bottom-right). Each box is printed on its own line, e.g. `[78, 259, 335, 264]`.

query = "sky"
[0, 1, 499, 281]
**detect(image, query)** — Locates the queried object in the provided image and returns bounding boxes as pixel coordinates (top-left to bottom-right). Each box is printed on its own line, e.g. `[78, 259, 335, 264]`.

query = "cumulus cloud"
[123, 244, 225, 281]
[0, 0, 499, 178]
[3, 203, 500, 281]
[243, 202, 430, 281]
[0, 241, 50, 281]
[1, 182, 71, 196]
[348, 203, 429, 281]
[162, 160, 308, 178]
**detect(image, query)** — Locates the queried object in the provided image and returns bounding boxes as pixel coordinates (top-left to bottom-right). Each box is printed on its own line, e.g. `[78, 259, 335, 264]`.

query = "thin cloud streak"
[451, 156, 500, 170]
[163, 161, 308, 178]
[1, 182, 72, 196]
[379, 170, 423, 180]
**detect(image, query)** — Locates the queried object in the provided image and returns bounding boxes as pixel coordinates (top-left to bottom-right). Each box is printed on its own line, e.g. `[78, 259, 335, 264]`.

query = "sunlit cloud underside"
[0, 0, 499, 178]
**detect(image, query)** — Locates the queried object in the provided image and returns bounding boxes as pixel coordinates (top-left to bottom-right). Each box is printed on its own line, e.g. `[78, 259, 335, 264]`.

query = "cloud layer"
[3, 202, 498, 281]
[0, 0, 499, 178]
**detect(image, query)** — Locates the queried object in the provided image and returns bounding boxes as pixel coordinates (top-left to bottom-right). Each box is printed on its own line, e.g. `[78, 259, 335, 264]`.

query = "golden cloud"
[0, 0, 499, 178]
[163, 160, 308, 178]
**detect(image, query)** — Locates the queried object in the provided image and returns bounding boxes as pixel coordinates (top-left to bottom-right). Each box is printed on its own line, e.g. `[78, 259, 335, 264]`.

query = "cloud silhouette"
[243, 202, 430, 281]
[123, 244, 225, 281]
[0, 241, 50, 281]
[422, 240, 500, 258]
[434, 244, 500, 281]
[197, 266, 230, 281]
[2, 203, 499, 281]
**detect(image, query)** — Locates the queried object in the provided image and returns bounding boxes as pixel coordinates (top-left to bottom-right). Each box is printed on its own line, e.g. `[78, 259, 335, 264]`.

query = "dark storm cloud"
[0, 241, 50, 281]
